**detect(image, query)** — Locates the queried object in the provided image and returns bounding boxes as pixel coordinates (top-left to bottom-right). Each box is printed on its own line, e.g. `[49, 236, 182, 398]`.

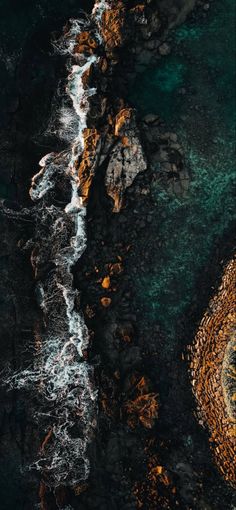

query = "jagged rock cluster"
[77, 0, 189, 212]
[2, 1, 232, 509]
[72, 1, 152, 212]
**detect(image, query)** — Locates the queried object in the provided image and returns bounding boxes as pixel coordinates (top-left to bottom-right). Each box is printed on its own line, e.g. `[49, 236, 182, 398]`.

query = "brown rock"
[74, 31, 98, 55]
[108, 262, 123, 275]
[101, 297, 112, 308]
[78, 128, 101, 204]
[102, 5, 126, 51]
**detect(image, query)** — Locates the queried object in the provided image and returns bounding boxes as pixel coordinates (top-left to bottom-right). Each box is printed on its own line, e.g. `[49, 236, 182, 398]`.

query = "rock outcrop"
[102, 4, 126, 52]
[78, 128, 101, 204]
[2, 1, 222, 509]
[105, 108, 147, 211]
[71, 0, 194, 212]
[190, 256, 236, 487]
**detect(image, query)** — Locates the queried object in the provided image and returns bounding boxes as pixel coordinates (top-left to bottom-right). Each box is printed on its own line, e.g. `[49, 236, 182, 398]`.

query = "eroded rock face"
[74, 31, 98, 55]
[78, 128, 102, 204]
[102, 4, 126, 52]
[75, 0, 195, 212]
[105, 109, 147, 211]
[190, 256, 236, 487]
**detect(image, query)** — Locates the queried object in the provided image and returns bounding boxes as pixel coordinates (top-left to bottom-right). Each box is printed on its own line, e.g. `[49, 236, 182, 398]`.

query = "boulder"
[74, 31, 98, 55]
[78, 128, 102, 204]
[105, 109, 147, 212]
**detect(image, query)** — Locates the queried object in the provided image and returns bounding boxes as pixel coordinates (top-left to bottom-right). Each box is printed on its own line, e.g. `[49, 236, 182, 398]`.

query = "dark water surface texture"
[129, 0, 236, 333]
[0, 1, 235, 508]
[0, 0, 93, 198]
[0, 2, 94, 508]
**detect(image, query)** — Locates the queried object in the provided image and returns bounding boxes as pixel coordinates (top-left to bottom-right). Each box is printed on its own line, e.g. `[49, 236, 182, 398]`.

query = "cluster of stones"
[72, 1, 152, 213]
[190, 255, 236, 487]
[123, 374, 158, 429]
[75, 0, 191, 214]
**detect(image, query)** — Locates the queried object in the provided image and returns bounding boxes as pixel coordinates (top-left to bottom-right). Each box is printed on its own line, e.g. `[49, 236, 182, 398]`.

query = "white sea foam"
[6, 5, 105, 488]
[30, 153, 59, 200]
[92, 0, 110, 22]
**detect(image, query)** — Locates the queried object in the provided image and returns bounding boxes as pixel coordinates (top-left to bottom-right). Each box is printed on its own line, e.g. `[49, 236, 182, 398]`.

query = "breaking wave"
[4, 0, 109, 488]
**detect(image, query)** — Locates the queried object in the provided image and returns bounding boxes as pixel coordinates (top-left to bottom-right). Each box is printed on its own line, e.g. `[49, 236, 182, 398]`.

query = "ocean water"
[129, 0, 236, 333]
[0, 1, 103, 506]
[0, 0, 93, 199]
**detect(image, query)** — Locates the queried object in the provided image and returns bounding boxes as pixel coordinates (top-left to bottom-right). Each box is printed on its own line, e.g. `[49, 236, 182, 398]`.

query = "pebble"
[178, 87, 187, 95]
[143, 113, 159, 124]
[159, 42, 171, 56]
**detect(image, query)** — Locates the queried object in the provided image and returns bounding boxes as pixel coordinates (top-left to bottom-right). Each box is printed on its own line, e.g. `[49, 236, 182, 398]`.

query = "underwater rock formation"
[157, 0, 196, 28]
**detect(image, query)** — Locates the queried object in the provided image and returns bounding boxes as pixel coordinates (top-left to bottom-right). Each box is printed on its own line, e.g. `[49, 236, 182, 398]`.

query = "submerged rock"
[157, 0, 196, 28]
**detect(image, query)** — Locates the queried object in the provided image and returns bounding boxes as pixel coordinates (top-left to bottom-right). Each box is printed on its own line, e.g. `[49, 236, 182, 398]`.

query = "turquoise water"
[129, 0, 236, 333]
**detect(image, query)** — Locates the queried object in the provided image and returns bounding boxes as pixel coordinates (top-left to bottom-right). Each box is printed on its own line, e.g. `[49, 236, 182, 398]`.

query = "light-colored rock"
[105, 109, 147, 212]
[159, 42, 171, 56]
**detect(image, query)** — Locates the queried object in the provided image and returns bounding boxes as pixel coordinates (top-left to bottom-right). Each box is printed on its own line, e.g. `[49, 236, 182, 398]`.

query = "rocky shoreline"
[0, 1, 235, 509]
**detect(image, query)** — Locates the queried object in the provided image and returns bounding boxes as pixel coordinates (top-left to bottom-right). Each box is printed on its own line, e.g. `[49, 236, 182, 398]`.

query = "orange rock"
[154, 466, 163, 475]
[101, 275, 111, 289]
[81, 66, 93, 89]
[74, 31, 98, 55]
[121, 136, 130, 146]
[130, 4, 145, 15]
[40, 428, 53, 453]
[101, 297, 112, 308]
[124, 375, 158, 429]
[105, 108, 147, 211]
[114, 108, 132, 137]
[101, 7, 126, 51]
[77, 128, 101, 204]
[190, 255, 236, 487]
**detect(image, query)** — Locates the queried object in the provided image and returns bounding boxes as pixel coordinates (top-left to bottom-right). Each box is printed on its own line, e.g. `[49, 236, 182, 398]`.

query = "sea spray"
[4, 0, 110, 488]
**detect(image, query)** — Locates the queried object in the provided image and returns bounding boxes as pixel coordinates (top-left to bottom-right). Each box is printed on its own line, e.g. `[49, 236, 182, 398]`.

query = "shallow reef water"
[129, 0, 236, 334]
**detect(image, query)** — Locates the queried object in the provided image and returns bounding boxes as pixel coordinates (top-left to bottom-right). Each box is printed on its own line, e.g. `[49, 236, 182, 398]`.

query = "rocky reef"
[75, 0, 190, 213]
[190, 256, 236, 487]
[0, 0, 235, 509]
